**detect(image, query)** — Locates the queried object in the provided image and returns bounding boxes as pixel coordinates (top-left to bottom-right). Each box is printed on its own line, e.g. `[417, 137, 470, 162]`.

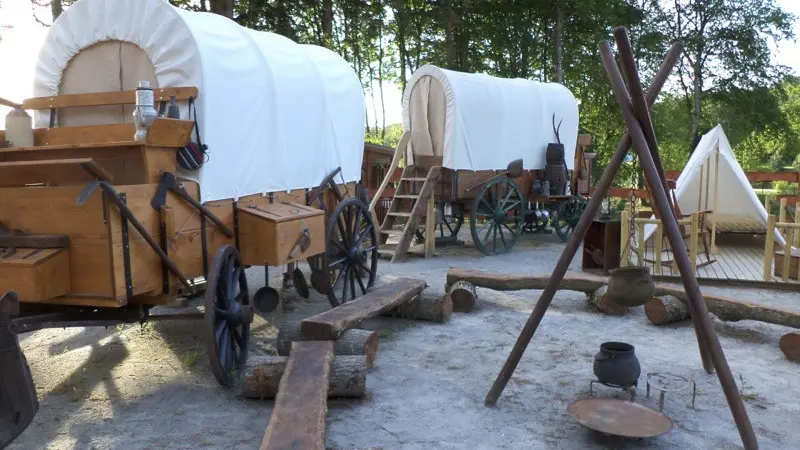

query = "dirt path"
[9, 232, 800, 449]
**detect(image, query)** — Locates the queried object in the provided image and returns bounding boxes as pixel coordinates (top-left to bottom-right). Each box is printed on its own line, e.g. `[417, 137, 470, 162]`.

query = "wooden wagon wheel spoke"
[204, 245, 251, 387]
[359, 261, 375, 277]
[328, 257, 347, 268]
[470, 176, 524, 255]
[355, 223, 373, 247]
[354, 270, 367, 294]
[341, 267, 351, 303]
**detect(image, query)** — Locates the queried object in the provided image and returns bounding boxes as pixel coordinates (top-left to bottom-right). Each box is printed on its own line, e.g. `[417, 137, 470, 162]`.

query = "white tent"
[642, 125, 785, 247]
[401, 65, 579, 171]
[31, 0, 366, 202]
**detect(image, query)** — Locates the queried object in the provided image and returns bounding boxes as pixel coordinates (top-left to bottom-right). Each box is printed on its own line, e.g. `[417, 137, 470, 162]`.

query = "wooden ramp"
[302, 277, 428, 340]
[260, 341, 333, 450]
[377, 165, 441, 262]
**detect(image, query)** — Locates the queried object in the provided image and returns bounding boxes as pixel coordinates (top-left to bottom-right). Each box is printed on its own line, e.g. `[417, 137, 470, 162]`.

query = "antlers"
[552, 114, 563, 144]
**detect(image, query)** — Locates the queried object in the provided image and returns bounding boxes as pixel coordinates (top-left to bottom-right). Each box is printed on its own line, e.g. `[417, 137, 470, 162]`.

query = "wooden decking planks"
[260, 341, 334, 450]
[301, 278, 428, 340]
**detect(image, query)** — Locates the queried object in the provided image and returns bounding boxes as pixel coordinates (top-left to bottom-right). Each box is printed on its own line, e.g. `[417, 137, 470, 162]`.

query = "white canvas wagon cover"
[401, 65, 579, 171]
[32, 0, 366, 202]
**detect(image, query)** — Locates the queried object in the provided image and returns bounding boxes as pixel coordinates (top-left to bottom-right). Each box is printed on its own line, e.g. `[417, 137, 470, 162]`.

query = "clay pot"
[593, 341, 641, 387]
[607, 266, 655, 307]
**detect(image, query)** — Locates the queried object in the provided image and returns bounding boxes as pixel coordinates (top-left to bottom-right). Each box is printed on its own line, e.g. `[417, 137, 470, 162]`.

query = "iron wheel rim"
[469, 176, 524, 255]
[554, 196, 586, 242]
[204, 245, 251, 387]
[325, 198, 378, 307]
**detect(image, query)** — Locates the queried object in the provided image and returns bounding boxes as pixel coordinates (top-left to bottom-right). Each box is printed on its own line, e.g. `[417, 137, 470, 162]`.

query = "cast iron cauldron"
[607, 265, 655, 307]
[593, 341, 641, 387]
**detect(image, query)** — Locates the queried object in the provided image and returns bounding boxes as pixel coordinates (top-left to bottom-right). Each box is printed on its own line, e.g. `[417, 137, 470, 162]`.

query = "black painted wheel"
[325, 197, 378, 307]
[553, 195, 588, 242]
[469, 176, 524, 255]
[204, 245, 252, 387]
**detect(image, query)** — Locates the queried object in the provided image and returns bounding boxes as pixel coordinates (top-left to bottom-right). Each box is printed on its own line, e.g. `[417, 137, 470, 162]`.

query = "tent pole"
[712, 147, 719, 254]
[704, 157, 711, 211]
[598, 40, 757, 450]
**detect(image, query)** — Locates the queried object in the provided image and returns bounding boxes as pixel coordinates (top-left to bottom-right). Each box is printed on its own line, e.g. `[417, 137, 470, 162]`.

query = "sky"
[1, 0, 799, 128]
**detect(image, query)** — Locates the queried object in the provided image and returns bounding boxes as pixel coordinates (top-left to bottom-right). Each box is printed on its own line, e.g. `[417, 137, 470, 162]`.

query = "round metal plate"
[567, 398, 673, 438]
[253, 286, 280, 313]
[293, 268, 309, 299]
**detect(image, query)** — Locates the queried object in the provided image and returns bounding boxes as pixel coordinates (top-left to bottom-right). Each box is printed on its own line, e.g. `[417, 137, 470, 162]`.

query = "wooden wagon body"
[0, 1, 379, 442]
[374, 65, 591, 259]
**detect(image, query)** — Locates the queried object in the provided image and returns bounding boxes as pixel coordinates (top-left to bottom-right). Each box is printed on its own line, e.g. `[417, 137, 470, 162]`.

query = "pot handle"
[594, 352, 614, 361]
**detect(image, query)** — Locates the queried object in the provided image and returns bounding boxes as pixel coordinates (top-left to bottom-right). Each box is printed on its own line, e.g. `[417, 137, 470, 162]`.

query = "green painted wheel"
[553, 195, 588, 242]
[469, 176, 525, 255]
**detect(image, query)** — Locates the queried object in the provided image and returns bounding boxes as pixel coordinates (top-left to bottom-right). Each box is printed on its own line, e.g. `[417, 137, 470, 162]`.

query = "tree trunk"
[554, 0, 565, 84]
[644, 295, 690, 325]
[322, 0, 333, 47]
[50, 0, 63, 21]
[378, 29, 386, 139]
[779, 332, 800, 363]
[209, 0, 233, 18]
[277, 319, 379, 368]
[392, 0, 409, 92]
[447, 280, 477, 313]
[381, 293, 452, 322]
[243, 355, 367, 399]
[588, 286, 629, 315]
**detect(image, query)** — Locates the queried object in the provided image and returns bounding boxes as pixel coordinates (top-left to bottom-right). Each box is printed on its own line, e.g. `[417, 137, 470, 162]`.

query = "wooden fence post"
[637, 220, 645, 267]
[779, 198, 788, 224]
[764, 214, 776, 281]
[425, 194, 435, 258]
[794, 202, 800, 248]
[782, 226, 793, 282]
[620, 210, 630, 267]
[654, 222, 663, 275]
[690, 212, 699, 273]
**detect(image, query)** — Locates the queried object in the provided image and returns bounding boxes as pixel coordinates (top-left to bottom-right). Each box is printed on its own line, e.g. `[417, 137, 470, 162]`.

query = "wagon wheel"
[325, 197, 378, 307]
[553, 195, 588, 243]
[204, 245, 252, 387]
[469, 176, 524, 255]
[414, 209, 464, 244]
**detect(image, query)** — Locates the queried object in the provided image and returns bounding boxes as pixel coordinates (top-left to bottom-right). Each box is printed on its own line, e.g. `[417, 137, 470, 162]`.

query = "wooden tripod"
[483, 28, 758, 450]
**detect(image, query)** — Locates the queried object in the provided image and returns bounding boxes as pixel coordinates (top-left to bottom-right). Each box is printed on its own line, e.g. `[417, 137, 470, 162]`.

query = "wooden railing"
[369, 131, 409, 227]
[764, 202, 800, 281]
[620, 210, 697, 275]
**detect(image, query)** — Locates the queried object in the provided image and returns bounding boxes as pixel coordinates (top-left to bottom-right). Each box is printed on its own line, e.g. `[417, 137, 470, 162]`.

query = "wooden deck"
[634, 234, 800, 287]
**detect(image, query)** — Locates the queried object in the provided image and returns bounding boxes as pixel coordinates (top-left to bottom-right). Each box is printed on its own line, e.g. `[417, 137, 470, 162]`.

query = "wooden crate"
[0, 248, 71, 302]
[237, 202, 325, 266]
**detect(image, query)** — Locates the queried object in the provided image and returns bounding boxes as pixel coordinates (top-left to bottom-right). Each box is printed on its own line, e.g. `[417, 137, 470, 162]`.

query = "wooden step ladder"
[378, 165, 442, 262]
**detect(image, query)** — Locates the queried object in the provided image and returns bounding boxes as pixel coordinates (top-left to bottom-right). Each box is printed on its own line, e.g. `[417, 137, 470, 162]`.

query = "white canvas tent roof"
[32, 0, 366, 202]
[643, 125, 785, 247]
[401, 65, 579, 171]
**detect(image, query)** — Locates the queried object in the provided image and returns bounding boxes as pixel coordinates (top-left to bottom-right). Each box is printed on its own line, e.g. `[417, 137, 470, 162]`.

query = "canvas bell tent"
[643, 125, 785, 247]
[31, 0, 366, 202]
[401, 64, 580, 171]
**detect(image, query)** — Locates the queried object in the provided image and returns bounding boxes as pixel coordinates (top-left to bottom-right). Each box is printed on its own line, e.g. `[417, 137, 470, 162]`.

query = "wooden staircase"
[378, 165, 442, 262]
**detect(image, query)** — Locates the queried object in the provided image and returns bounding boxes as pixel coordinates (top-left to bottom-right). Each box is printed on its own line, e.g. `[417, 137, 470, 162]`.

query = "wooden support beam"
[0, 234, 69, 249]
[243, 355, 367, 400]
[301, 278, 428, 340]
[277, 319, 379, 368]
[446, 268, 800, 328]
[260, 341, 334, 450]
[764, 215, 776, 281]
[381, 292, 452, 322]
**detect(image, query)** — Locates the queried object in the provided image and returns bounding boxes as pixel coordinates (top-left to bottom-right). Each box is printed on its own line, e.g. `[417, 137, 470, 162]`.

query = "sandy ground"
[8, 231, 800, 450]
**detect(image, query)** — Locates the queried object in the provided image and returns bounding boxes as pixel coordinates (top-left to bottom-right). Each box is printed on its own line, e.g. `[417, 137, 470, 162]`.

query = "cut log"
[301, 278, 427, 340]
[644, 295, 690, 325]
[779, 332, 800, 363]
[447, 268, 800, 329]
[587, 286, 629, 315]
[448, 280, 477, 312]
[260, 341, 333, 450]
[382, 293, 452, 322]
[277, 319, 379, 368]
[446, 268, 606, 293]
[243, 355, 367, 399]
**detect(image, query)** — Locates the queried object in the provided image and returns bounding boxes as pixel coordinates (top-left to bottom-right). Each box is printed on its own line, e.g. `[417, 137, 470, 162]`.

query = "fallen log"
[260, 341, 333, 450]
[302, 278, 427, 340]
[644, 295, 690, 325]
[277, 319, 379, 368]
[446, 268, 605, 293]
[243, 355, 367, 399]
[446, 268, 800, 329]
[381, 293, 452, 322]
[447, 281, 477, 312]
[779, 332, 800, 363]
[588, 286, 629, 315]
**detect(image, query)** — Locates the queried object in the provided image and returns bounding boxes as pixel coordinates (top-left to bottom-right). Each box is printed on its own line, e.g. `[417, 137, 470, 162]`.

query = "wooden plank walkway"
[633, 235, 800, 286]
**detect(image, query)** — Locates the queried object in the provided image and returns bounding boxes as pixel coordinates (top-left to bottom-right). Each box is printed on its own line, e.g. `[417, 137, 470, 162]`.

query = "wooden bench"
[301, 278, 428, 340]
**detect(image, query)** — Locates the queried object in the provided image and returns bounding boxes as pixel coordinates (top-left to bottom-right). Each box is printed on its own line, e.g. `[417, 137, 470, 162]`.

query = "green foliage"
[365, 123, 404, 148]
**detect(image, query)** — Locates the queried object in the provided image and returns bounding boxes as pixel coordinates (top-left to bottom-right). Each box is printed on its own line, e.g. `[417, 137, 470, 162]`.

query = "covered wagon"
[374, 64, 590, 260]
[0, 0, 379, 440]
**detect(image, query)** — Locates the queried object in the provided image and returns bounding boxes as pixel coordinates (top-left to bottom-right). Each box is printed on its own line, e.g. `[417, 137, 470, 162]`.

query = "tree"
[657, 0, 795, 147]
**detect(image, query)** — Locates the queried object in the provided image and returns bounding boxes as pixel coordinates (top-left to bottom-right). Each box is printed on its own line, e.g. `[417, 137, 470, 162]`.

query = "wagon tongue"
[0, 291, 39, 448]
